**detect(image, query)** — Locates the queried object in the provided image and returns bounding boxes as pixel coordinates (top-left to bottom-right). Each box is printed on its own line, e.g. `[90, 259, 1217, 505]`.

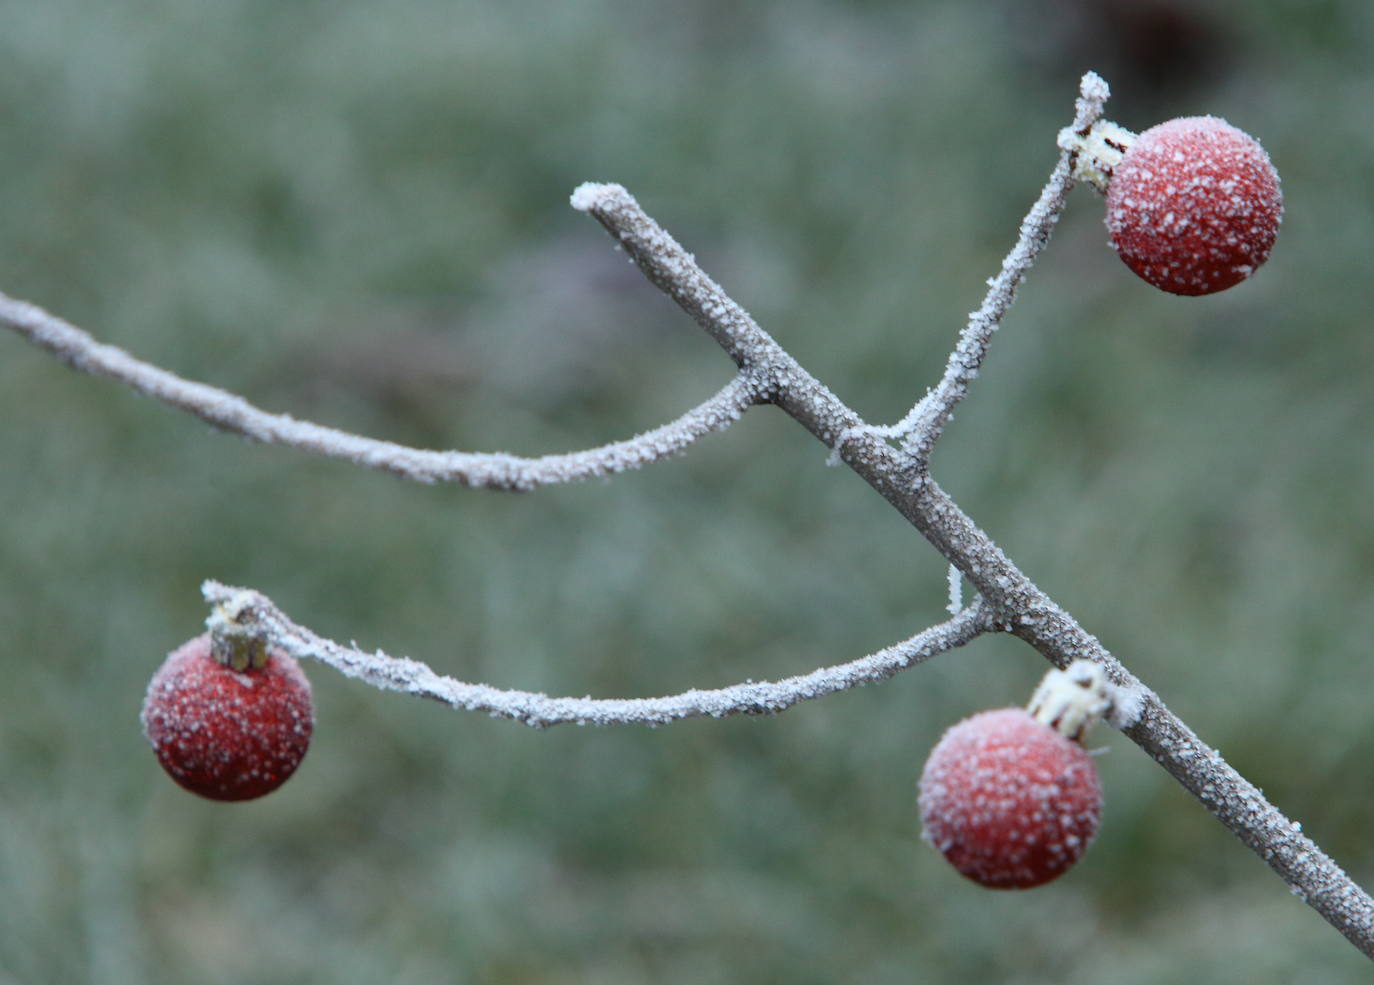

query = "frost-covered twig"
[571, 182, 783, 373]
[0, 290, 759, 489]
[202, 581, 993, 727]
[879, 71, 1112, 462]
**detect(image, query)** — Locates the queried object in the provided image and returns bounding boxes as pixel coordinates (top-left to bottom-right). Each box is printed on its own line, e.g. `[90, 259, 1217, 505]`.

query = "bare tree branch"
[0, 290, 759, 489]
[566, 76, 1374, 956]
[4, 69, 1369, 958]
[201, 581, 994, 727]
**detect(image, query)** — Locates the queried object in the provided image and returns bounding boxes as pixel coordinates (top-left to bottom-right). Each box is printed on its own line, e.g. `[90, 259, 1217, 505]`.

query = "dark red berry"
[141, 633, 313, 801]
[918, 707, 1102, 889]
[1106, 116, 1282, 296]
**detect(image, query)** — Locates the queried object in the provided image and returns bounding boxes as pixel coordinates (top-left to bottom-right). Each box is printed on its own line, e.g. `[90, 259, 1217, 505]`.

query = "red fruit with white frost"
[918, 662, 1111, 889]
[141, 633, 313, 801]
[1106, 116, 1282, 296]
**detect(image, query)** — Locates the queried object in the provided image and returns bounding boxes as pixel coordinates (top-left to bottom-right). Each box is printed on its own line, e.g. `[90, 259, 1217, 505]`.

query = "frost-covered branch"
[4, 70, 1369, 958]
[566, 78, 1374, 956]
[878, 71, 1111, 461]
[0, 290, 759, 489]
[202, 581, 994, 727]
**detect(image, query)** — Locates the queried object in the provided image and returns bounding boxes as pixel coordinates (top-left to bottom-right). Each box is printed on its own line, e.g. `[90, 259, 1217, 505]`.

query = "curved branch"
[202, 580, 994, 727]
[0, 290, 760, 489]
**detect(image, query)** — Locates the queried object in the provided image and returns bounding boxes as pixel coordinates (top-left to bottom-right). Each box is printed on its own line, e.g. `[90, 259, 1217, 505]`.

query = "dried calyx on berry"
[917, 661, 1111, 889]
[1064, 115, 1283, 296]
[1025, 658, 1113, 741]
[141, 602, 314, 802]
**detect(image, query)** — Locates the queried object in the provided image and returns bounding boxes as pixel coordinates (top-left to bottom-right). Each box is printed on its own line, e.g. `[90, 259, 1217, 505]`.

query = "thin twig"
[0, 290, 759, 489]
[202, 581, 993, 727]
[879, 70, 1112, 462]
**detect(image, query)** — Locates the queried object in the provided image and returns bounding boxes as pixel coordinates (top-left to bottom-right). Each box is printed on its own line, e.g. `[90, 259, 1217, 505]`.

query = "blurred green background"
[2, 0, 1372, 981]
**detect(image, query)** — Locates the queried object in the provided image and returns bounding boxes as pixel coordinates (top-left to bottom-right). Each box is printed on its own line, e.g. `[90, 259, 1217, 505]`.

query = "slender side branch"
[881, 71, 1112, 462]
[0, 290, 760, 489]
[202, 581, 993, 728]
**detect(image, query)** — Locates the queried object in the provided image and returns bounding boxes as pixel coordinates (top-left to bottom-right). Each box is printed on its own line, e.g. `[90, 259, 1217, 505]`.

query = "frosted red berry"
[141, 633, 314, 802]
[918, 707, 1102, 889]
[1106, 116, 1282, 296]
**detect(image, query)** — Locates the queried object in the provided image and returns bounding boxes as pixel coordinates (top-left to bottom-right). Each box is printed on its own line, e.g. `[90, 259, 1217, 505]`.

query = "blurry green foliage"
[2, 0, 1373, 981]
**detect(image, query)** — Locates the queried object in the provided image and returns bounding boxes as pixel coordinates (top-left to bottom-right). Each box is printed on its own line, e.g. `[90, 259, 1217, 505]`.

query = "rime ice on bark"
[945, 564, 963, 615]
[569, 182, 618, 212]
[1105, 680, 1149, 730]
[141, 633, 314, 801]
[918, 707, 1103, 889]
[1106, 116, 1282, 296]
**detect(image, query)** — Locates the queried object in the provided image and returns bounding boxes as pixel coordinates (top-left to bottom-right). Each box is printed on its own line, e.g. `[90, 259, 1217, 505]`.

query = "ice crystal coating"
[918, 707, 1102, 889]
[1106, 116, 1282, 296]
[141, 633, 314, 801]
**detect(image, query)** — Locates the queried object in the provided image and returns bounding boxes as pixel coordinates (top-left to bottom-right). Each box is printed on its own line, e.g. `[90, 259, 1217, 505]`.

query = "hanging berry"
[1104, 116, 1283, 296]
[917, 661, 1111, 889]
[141, 632, 314, 801]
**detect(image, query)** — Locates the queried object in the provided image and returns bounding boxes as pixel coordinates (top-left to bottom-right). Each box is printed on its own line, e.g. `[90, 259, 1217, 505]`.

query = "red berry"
[141, 633, 313, 802]
[1106, 116, 1282, 296]
[918, 707, 1102, 889]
